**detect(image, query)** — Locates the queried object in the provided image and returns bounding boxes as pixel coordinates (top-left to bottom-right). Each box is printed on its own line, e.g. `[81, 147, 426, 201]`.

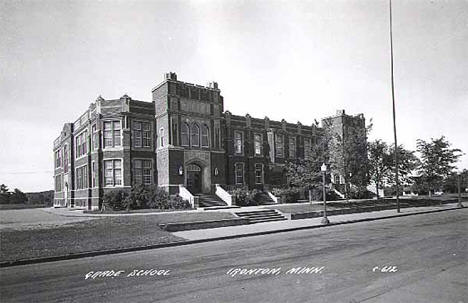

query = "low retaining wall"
[290, 199, 456, 220]
[159, 218, 250, 232]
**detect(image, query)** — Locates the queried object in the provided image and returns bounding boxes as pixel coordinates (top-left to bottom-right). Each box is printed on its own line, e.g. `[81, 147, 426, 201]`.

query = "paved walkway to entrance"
[173, 203, 464, 240]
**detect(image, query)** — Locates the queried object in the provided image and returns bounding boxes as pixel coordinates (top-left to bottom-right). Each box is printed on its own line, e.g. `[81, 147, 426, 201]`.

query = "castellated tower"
[152, 72, 225, 195]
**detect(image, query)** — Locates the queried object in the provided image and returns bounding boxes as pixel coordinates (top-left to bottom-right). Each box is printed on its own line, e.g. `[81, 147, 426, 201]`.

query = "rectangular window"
[103, 121, 121, 148]
[91, 161, 96, 187]
[289, 137, 296, 158]
[75, 131, 88, 159]
[255, 164, 263, 184]
[133, 160, 152, 185]
[63, 145, 68, 173]
[133, 121, 142, 148]
[143, 122, 151, 147]
[75, 166, 88, 190]
[234, 131, 243, 155]
[215, 127, 220, 149]
[171, 120, 178, 146]
[275, 134, 284, 158]
[304, 138, 311, 160]
[55, 175, 62, 192]
[254, 133, 262, 156]
[91, 124, 96, 151]
[55, 150, 62, 168]
[104, 159, 122, 187]
[235, 162, 244, 185]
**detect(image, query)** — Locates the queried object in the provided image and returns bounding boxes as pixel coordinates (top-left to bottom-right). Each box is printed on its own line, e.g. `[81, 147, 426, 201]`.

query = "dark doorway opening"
[186, 164, 202, 194]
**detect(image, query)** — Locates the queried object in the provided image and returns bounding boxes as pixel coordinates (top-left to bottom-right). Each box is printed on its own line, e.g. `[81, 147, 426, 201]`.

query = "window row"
[234, 131, 264, 156]
[232, 131, 315, 159]
[69, 159, 154, 190]
[180, 123, 210, 148]
[234, 163, 264, 185]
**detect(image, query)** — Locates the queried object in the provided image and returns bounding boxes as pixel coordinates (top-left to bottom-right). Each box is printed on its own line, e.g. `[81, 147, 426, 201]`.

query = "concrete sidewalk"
[174, 203, 465, 240]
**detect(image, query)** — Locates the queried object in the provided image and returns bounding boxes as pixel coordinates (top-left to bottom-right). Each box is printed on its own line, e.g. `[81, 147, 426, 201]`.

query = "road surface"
[1, 209, 467, 302]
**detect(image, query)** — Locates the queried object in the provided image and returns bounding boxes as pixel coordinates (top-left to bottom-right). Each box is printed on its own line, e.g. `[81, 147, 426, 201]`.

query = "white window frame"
[275, 133, 284, 158]
[55, 174, 62, 192]
[103, 158, 123, 187]
[191, 123, 200, 147]
[201, 124, 209, 148]
[254, 133, 263, 156]
[181, 122, 190, 147]
[304, 138, 311, 160]
[75, 164, 88, 190]
[289, 136, 296, 159]
[63, 144, 69, 173]
[133, 159, 153, 186]
[103, 120, 122, 149]
[234, 130, 243, 155]
[254, 163, 264, 184]
[235, 162, 245, 185]
[75, 130, 88, 159]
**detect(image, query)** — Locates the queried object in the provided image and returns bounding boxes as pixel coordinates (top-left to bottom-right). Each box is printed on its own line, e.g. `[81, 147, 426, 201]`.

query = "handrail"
[215, 184, 233, 206]
[266, 191, 279, 204]
[179, 184, 195, 208]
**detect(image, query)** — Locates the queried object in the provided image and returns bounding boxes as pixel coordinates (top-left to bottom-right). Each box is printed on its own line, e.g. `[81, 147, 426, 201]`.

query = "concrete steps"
[254, 192, 276, 205]
[197, 194, 228, 208]
[234, 209, 287, 224]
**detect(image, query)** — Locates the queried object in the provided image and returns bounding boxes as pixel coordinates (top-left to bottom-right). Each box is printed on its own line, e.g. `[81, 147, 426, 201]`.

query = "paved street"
[1, 209, 466, 303]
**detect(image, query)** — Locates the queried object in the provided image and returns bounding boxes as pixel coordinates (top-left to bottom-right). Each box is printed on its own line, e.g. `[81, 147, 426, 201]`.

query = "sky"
[0, 0, 467, 192]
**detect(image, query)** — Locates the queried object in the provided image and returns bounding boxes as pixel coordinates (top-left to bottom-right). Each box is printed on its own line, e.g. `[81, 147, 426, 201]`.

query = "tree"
[327, 120, 372, 199]
[386, 144, 420, 191]
[0, 184, 9, 193]
[416, 136, 463, 196]
[0, 184, 10, 204]
[368, 140, 392, 199]
[284, 133, 331, 201]
[9, 189, 28, 204]
[442, 169, 468, 193]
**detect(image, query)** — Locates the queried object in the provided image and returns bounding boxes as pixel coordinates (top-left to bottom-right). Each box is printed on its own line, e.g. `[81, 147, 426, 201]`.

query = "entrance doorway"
[186, 164, 202, 194]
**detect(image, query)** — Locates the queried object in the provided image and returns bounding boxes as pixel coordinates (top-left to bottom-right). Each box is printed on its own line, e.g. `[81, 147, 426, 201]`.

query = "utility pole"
[389, 0, 400, 212]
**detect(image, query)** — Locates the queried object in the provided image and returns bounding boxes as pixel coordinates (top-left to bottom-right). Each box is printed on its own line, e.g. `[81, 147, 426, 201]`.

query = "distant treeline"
[0, 184, 53, 205]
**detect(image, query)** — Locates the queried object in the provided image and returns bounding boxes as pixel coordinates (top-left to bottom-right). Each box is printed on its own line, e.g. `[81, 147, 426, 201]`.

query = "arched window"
[191, 123, 200, 147]
[201, 124, 209, 147]
[181, 123, 189, 146]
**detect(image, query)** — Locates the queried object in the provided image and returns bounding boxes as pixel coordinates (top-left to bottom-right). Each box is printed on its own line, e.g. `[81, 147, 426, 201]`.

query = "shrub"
[103, 190, 129, 211]
[230, 188, 260, 206]
[271, 187, 300, 203]
[167, 194, 192, 209]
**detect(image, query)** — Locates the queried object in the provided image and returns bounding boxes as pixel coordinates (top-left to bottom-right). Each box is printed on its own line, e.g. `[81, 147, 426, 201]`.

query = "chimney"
[165, 72, 177, 81]
[336, 109, 345, 116]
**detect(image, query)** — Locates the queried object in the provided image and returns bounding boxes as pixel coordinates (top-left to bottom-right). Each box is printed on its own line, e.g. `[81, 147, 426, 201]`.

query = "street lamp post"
[321, 163, 330, 225]
[458, 172, 463, 208]
[389, 0, 400, 213]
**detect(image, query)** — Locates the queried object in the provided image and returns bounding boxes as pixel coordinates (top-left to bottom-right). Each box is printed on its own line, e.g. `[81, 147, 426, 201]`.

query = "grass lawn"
[0, 211, 235, 263]
[0, 204, 49, 210]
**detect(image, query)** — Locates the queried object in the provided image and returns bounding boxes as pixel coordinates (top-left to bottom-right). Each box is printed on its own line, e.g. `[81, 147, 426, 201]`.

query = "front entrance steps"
[255, 192, 276, 205]
[197, 194, 229, 208]
[234, 209, 287, 224]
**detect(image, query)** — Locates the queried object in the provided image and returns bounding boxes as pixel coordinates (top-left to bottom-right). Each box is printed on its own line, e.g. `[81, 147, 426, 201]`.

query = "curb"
[1, 206, 465, 268]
